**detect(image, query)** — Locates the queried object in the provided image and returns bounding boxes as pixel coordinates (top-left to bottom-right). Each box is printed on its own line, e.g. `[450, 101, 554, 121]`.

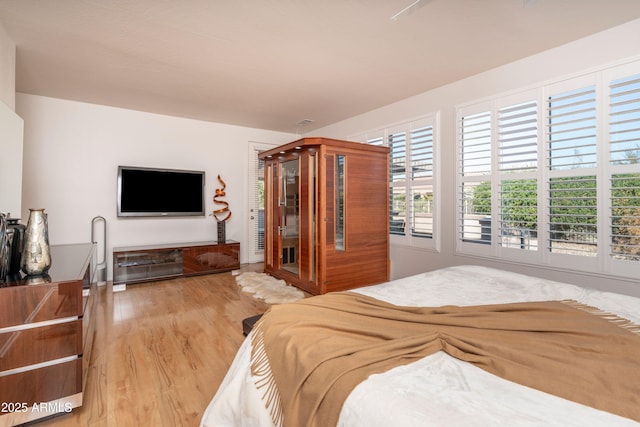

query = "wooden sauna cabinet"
[260, 137, 390, 295]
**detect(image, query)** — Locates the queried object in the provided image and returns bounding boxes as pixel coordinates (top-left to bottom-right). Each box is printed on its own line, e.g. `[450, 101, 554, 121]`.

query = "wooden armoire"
[259, 137, 389, 295]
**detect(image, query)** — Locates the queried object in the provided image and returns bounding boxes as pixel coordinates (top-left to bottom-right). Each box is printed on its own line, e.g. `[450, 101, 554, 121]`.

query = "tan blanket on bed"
[250, 292, 640, 427]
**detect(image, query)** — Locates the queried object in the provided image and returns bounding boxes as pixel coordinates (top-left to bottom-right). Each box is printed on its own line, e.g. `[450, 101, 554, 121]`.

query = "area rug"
[236, 272, 305, 304]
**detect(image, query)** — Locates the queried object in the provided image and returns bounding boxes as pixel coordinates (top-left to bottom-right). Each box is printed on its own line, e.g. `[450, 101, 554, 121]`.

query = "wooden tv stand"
[112, 241, 240, 285]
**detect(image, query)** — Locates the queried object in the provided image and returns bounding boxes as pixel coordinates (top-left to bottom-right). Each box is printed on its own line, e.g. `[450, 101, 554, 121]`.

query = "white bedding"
[200, 265, 640, 426]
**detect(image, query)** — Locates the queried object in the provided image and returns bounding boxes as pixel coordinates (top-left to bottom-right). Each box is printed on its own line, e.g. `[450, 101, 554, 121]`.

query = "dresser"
[0, 243, 97, 426]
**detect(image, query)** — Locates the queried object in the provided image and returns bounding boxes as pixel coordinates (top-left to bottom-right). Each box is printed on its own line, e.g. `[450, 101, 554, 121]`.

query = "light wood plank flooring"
[36, 263, 269, 427]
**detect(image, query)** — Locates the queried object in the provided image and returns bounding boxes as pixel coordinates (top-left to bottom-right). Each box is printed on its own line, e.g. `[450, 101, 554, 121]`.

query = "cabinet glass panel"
[311, 153, 317, 282]
[114, 249, 182, 283]
[281, 159, 299, 275]
[336, 155, 345, 251]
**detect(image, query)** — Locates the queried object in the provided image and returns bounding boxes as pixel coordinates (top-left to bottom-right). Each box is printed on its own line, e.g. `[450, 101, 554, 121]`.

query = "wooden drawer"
[0, 281, 82, 329]
[0, 319, 82, 372]
[0, 358, 82, 406]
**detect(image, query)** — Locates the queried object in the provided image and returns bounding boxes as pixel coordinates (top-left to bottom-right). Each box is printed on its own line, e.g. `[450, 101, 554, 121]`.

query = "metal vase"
[21, 208, 52, 276]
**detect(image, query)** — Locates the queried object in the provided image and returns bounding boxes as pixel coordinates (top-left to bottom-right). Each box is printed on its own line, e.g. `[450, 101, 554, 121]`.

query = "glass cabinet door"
[264, 150, 318, 292]
[280, 159, 299, 275]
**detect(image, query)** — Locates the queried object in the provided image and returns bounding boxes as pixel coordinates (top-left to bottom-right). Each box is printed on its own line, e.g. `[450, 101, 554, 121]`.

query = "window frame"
[350, 113, 440, 251]
[604, 61, 640, 278]
[456, 60, 640, 280]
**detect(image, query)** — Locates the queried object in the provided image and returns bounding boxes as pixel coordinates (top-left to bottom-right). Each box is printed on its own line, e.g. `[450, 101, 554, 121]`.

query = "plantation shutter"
[410, 126, 433, 179]
[609, 73, 640, 261]
[251, 147, 265, 251]
[455, 60, 640, 277]
[389, 131, 407, 235]
[459, 109, 492, 243]
[410, 125, 434, 237]
[547, 86, 597, 170]
[461, 111, 492, 176]
[498, 179, 537, 250]
[498, 101, 538, 250]
[546, 85, 598, 256]
[498, 101, 538, 173]
[389, 132, 407, 182]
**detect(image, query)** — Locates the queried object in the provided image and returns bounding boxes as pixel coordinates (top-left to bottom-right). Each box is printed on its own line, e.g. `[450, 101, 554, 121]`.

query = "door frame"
[247, 141, 277, 263]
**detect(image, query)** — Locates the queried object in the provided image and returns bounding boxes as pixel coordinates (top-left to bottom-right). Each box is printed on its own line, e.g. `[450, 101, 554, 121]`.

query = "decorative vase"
[6, 217, 26, 276]
[217, 220, 226, 243]
[21, 208, 52, 276]
[213, 174, 231, 243]
[24, 273, 52, 285]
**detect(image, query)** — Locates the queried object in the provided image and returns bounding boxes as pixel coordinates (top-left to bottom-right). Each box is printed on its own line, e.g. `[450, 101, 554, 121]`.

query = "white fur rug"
[235, 272, 304, 304]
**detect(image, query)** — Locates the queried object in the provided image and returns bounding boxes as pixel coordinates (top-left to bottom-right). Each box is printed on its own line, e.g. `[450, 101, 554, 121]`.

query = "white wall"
[0, 21, 15, 109]
[16, 94, 296, 279]
[0, 100, 23, 218]
[0, 21, 23, 219]
[310, 19, 640, 296]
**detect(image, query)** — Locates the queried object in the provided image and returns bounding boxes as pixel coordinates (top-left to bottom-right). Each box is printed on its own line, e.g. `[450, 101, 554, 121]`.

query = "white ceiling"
[2, 0, 640, 133]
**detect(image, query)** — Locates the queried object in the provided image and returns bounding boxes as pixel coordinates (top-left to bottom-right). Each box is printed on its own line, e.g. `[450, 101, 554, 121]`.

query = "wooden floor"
[37, 263, 269, 427]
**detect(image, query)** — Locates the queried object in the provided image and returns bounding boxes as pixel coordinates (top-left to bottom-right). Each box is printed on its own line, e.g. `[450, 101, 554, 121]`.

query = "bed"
[200, 265, 640, 426]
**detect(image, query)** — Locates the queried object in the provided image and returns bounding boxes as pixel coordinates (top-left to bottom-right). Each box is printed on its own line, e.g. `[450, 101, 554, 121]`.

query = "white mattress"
[200, 265, 640, 426]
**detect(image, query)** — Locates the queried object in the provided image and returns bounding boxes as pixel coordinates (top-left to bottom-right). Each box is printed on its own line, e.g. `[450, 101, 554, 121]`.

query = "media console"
[112, 241, 240, 285]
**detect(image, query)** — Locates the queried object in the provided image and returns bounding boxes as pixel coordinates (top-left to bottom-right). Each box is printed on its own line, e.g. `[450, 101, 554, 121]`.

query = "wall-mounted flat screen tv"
[117, 166, 205, 217]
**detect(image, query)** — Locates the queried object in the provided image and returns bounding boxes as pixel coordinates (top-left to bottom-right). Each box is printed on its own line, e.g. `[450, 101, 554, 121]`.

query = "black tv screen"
[117, 166, 205, 217]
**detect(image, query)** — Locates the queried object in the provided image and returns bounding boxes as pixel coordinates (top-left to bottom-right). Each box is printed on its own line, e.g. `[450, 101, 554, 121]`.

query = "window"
[547, 85, 598, 256]
[459, 108, 492, 244]
[456, 60, 640, 279]
[389, 130, 408, 235]
[410, 125, 435, 237]
[351, 114, 439, 250]
[498, 102, 539, 251]
[609, 71, 640, 265]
